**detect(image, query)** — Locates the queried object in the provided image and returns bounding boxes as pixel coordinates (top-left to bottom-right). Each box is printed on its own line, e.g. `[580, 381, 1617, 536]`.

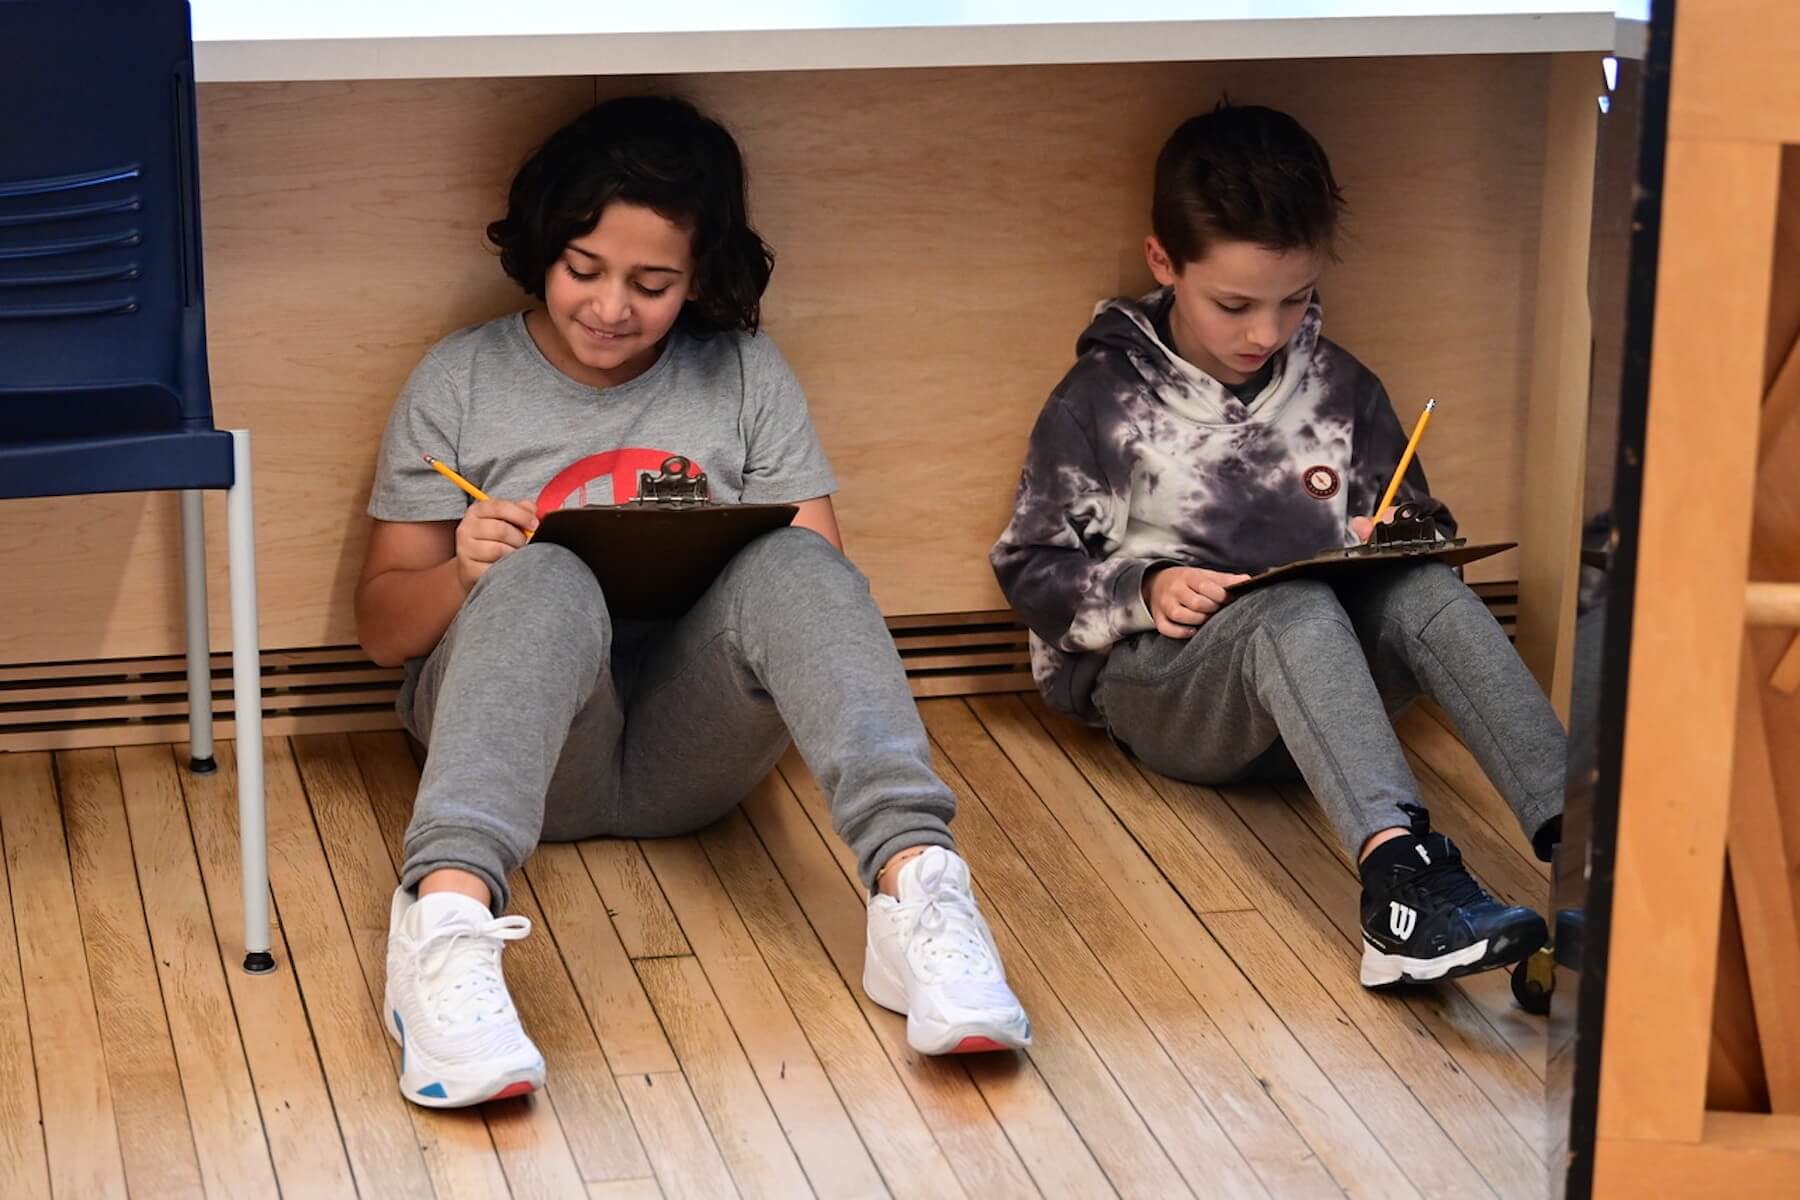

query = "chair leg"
[179, 490, 218, 775]
[227, 429, 275, 975]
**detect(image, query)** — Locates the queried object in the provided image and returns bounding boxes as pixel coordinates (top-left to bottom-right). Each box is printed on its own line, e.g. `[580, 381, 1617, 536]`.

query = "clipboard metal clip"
[631, 455, 711, 507]
[1363, 500, 1463, 555]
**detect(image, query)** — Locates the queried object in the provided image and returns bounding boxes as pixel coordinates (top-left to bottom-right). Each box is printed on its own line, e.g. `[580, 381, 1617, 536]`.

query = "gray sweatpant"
[397, 528, 957, 909]
[1096, 563, 1565, 856]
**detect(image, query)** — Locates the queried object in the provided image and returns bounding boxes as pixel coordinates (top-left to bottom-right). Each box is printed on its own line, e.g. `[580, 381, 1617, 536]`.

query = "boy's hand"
[1143, 566, 1250, 639]
[1349, 507, 1396, 543]
[454, 499, 539, 590]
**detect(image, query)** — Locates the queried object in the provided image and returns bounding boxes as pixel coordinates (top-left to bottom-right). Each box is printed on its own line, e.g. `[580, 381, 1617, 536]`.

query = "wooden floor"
[0, 695, 1551, 1200]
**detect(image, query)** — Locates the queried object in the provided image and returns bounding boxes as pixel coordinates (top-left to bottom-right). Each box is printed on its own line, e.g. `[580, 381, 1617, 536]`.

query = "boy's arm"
[1349, 376, 1457, 537]
[990, 396, 1164, 653]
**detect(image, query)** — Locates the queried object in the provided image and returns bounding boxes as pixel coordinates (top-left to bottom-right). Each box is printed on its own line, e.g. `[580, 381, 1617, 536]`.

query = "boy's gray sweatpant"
[397, 528, 956, 910]
[1096, 563, 1565, 856]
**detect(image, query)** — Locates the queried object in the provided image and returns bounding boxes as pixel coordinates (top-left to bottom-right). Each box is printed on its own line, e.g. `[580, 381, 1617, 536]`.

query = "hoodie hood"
[1076, 286, 1325, 427]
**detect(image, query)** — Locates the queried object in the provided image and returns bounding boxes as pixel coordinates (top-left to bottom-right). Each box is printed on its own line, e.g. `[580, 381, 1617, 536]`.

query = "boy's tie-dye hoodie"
[991, 287, 1451, 722]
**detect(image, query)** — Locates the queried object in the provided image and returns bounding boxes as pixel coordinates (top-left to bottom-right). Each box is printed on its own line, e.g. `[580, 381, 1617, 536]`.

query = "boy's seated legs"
[1334, 561, 1566, 855]
[618, 527, 1031, 1055]
[1097, 577, 1547, 987]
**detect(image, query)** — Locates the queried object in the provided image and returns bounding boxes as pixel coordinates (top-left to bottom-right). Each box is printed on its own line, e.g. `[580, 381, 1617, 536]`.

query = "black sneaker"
[1358, 807, 1548, 988]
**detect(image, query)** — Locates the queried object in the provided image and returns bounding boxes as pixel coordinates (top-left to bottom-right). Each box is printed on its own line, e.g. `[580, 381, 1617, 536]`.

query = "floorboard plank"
[581, 839, 690, 959]
[1, 752, 129, 1200]
[0, 756, 53, 1200]
[634, 954, 818, 1199]
[115, 745, 281, 1199]
[701, 804, 968, 1199]
[524, 843, 679, 1078]
[616, 1069, 742, 1200]
[176, 741, 360, 1198]
[253, 737, 436, 1198]
[57, 748, 207, 1199]
[641, 836, 886, 1198]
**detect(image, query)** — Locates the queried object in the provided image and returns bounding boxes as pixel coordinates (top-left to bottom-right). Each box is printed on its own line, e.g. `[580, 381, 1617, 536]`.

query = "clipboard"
[534, 501, 798, 619]
[1227, 539, 1515, 593]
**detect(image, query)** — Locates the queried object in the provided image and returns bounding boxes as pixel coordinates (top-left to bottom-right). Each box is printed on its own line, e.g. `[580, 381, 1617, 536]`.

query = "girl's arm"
[790, 496, 843, 553]
[355, 500, 538, 666]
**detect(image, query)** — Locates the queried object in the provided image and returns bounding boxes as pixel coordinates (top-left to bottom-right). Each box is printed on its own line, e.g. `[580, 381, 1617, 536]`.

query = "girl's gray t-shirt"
[369, 312, 837, 522]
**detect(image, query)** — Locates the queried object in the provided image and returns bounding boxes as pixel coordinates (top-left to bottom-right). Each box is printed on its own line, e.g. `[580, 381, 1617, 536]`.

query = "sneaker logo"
[1389, 902, 1418, 940]
[1415, 845, 1432, 866]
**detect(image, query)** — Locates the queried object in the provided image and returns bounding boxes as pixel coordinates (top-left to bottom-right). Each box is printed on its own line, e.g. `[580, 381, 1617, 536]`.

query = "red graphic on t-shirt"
[536, 448, 702, 511]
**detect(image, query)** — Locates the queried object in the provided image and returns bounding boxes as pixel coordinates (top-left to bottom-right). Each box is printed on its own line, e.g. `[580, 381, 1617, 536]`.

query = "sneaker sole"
[1359, 921, 1549, 988]
[386, 1005, 546, 1108]
[863, 949, 1032, 1055]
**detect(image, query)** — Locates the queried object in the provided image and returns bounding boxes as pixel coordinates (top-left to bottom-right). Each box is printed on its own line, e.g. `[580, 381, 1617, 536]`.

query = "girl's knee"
[480, 543, 611, 622]
[730, 526, 872, 608]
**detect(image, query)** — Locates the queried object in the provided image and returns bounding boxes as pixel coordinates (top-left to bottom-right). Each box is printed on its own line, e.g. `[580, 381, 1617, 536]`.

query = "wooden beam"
[1595, 1113, 1800, 1198]
[1746, 582, 1800, 627]
[1727, 641, 1800, 1111]
[1758, 333, 1800, 466]
[1770, 636, 1800, 694]
[1669, 0, 1800, 144]
[1597, 137, 1782, 1145]
[1516, 52, 1601, 721]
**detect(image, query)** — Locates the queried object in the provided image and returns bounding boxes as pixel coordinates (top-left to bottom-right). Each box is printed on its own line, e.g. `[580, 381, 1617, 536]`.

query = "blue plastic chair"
[1, 0, 271, 972]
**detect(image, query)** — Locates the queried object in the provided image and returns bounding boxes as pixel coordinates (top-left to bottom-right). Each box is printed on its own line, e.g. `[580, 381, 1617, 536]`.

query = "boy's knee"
[1385, 562, 1483, 632]
[1249, 579, 1349, 636]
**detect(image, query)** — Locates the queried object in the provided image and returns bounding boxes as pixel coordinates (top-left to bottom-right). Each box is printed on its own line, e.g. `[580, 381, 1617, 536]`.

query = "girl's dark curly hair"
[487, 95, 774, 335]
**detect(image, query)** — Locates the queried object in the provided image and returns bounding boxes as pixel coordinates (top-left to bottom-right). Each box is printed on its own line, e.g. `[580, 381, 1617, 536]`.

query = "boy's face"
[1146, 236, 1325, 385]
[537, 202, 698, 388]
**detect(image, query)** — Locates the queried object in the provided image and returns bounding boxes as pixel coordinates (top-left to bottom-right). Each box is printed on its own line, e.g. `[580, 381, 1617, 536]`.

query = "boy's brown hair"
[1152, 100, 1345, 266]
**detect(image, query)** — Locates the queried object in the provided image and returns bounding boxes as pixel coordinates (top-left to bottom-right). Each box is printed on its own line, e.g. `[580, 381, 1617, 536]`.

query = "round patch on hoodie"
[1302, 465, 1341, 499]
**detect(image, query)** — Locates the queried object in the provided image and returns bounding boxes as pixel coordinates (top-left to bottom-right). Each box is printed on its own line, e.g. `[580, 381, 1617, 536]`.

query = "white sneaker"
[383, 888, 546, 1107]
[863, 847, 1032, 1054]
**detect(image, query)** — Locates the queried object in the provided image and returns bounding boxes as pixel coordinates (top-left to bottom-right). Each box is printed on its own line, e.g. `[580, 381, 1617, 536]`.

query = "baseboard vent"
[0, 583, 1516, 754]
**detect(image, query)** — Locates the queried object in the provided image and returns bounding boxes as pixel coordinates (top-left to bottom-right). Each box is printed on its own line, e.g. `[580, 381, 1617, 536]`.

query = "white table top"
[190, 1, 1639, 82]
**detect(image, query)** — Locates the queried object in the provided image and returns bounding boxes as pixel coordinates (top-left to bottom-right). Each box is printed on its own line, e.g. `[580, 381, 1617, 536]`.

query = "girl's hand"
[454, 499, 539, 589]
[1143, 566, 1251, 639]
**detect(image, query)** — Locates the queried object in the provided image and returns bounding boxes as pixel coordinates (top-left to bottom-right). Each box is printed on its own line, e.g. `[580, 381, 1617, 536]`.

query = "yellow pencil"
[424, 454, 535, 539]
[1370, 398, 1436, 531]
[423, 454, 490, 503]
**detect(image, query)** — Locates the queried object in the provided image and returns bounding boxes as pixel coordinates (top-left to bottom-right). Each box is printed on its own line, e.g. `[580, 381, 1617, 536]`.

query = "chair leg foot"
[243, 951, 276, 974]
[188, 755, 219, 776]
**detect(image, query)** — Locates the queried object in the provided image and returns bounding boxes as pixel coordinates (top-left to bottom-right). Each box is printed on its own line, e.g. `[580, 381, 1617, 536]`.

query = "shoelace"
[416, 914, 531, 1027]
[1405, 855, 1489, 913]
[907, 856, 998, 983]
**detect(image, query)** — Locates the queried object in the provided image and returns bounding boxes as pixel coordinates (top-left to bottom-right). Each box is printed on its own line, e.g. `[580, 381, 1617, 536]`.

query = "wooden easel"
[1592, 3, 1800, 1192]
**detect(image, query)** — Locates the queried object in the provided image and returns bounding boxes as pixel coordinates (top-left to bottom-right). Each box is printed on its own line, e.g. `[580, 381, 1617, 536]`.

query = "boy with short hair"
[991, 102, 1565, 988]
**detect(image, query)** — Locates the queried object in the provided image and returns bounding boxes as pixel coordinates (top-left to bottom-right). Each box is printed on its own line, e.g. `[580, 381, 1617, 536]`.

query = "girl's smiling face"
[532, 201, 697, 389]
